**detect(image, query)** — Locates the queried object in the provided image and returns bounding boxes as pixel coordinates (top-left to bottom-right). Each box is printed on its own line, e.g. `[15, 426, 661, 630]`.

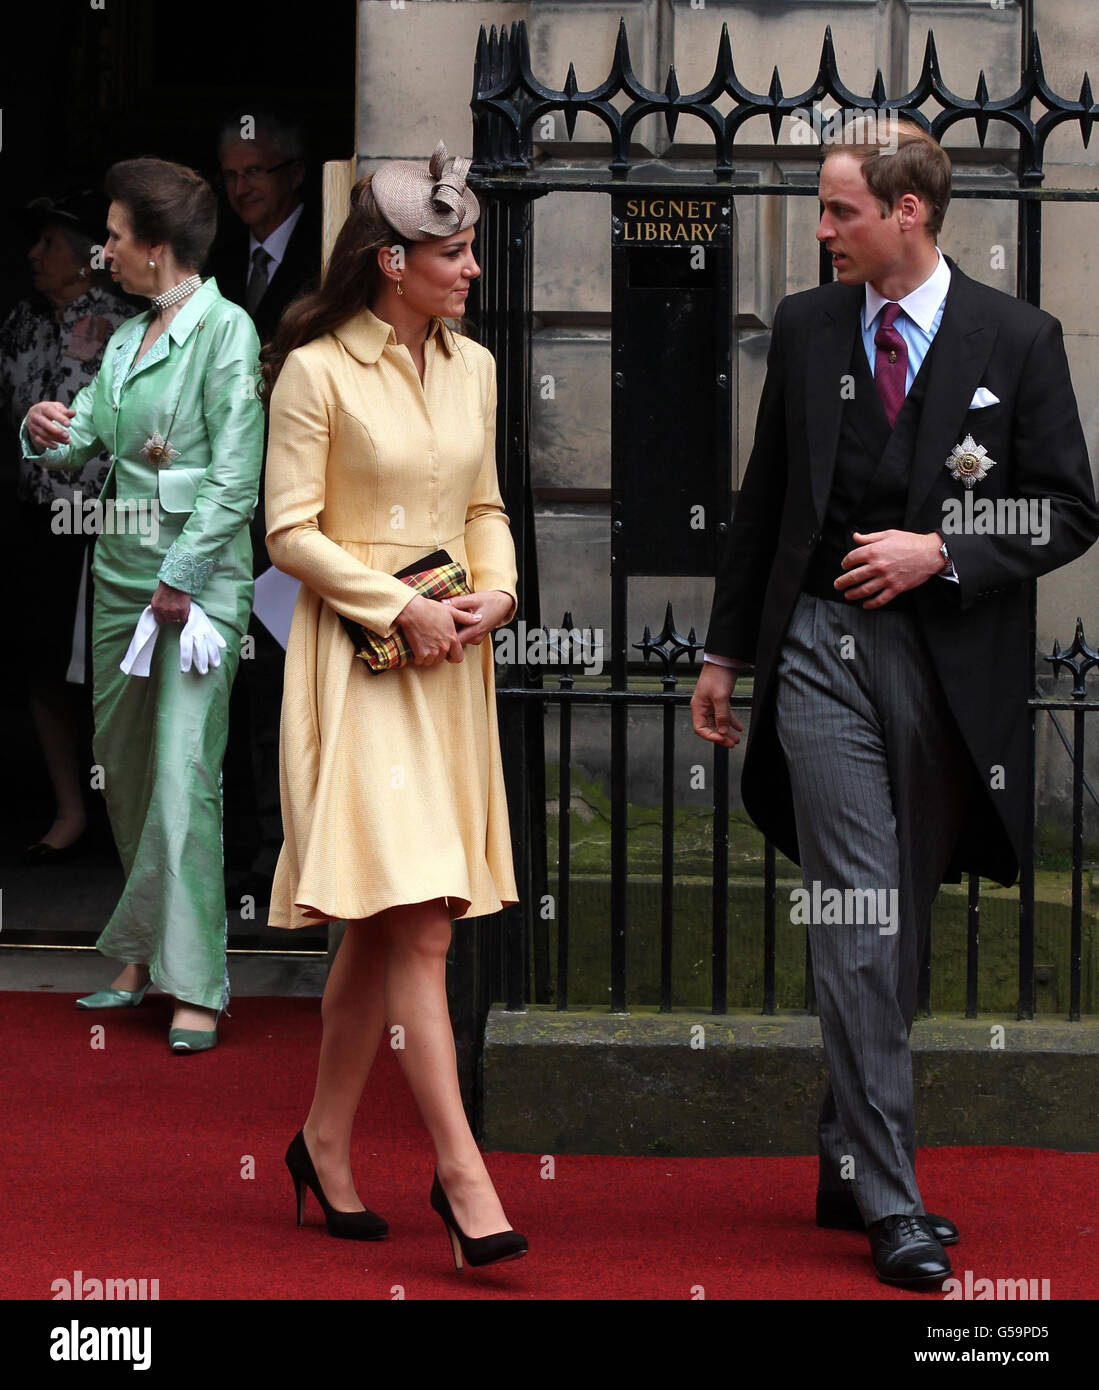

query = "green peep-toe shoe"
[76, 981, 150, 1010]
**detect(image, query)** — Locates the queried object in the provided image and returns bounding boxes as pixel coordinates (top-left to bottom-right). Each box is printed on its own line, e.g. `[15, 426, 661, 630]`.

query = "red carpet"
[3, 991, 1096, 1301]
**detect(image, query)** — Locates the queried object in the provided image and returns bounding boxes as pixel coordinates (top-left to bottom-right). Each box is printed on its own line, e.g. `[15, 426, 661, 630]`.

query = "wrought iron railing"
[454, 10, 1099, 1119]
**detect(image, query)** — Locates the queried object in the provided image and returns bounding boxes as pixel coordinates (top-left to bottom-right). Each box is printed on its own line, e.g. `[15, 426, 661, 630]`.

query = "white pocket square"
[969, 386, 1000, 409]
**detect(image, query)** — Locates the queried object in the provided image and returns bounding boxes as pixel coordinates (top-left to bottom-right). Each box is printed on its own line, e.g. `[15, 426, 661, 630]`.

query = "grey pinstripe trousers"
[774, 594, 969, 1222]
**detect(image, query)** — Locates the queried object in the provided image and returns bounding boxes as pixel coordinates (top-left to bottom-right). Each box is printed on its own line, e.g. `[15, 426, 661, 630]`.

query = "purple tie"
[874, 302, 908, 427]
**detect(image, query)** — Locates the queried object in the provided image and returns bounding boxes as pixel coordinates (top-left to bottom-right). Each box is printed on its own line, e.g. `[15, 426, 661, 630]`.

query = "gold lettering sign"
[619, 198, 720, 245]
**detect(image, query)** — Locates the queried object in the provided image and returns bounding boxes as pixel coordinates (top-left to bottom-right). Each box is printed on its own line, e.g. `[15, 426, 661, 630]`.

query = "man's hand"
[835, 530, 945, 609]
[690, 661, 744, 748]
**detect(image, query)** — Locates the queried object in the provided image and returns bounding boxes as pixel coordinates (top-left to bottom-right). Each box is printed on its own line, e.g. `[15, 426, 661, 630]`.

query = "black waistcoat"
[802, 327, 939, 605]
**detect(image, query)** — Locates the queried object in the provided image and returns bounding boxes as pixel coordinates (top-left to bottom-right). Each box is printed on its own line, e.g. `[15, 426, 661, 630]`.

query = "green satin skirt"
[90, 540, 246, 1012]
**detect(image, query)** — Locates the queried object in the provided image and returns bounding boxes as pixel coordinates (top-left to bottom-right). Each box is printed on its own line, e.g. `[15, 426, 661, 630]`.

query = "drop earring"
[396, 279, 403, 296]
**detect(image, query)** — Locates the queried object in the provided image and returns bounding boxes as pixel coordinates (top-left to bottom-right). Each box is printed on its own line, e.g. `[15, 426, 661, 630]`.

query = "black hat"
[22, 188, 107, 246]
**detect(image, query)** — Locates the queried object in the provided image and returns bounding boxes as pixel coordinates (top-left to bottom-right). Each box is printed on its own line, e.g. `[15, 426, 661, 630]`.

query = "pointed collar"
[249, 202, 305, 269]
[167, 276, 222, 344]
[123, 275, 222, 348]
[863, 248, 951, 335]
[333, 307, 460, 365]
[110, 278, 221, 392]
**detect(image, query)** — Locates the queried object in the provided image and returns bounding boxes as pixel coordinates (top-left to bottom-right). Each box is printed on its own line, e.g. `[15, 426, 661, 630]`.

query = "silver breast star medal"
[141, 430, 181, 468]
[945, 433, 996, 489]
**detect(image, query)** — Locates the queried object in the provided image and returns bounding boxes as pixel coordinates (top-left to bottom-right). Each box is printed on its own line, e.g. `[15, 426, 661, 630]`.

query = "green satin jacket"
[21, 277, 264, 635]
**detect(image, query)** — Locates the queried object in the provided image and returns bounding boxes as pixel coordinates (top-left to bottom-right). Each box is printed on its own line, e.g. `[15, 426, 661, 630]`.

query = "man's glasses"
[219, 161, 293, 190]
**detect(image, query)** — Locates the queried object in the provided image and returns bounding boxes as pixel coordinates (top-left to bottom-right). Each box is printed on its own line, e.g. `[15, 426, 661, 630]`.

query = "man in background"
[210, 109, 320, 349]
[210, 110, 320, 897]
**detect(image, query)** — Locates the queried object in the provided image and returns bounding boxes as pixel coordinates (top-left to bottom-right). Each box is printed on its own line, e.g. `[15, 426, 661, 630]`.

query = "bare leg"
[171, 1002, 219, 1030]
[300, 920, 388, 1212]
[112, 962, 149, 991]
[27, 681, 87, 849]
[382, 899, 511, 1238]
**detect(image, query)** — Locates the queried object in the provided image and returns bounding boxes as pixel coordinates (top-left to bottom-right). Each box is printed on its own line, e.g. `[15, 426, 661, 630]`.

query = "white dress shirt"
[247, 201, 305, 284]
[861, 248, 950, 389]
[705, 249, 956, 670]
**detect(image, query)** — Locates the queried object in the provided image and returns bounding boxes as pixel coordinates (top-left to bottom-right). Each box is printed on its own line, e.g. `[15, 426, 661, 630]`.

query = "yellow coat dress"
[264, 308, 519, 928]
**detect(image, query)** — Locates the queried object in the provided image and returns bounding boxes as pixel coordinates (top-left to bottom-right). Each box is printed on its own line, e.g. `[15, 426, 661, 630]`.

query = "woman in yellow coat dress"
[262, 144, 526, 1269]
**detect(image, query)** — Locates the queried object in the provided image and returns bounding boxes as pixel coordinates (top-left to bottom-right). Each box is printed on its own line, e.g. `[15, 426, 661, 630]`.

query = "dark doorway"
[0, 0, 355, 947]
[1, 0, 355, 313]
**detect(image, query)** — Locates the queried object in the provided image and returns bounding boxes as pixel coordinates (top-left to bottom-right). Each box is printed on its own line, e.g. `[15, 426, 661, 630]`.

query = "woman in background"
[1, 191, 128, 862]
[23, 158, 263, 1052]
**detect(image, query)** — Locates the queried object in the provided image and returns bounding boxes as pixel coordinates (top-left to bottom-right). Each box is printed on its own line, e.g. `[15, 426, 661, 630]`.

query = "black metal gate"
[453, 11, 1099, 1127]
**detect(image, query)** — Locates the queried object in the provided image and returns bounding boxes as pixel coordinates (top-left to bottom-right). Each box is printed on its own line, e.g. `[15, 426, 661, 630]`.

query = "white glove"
[179, 602, 227, 675]
[120, 606, 160, 677]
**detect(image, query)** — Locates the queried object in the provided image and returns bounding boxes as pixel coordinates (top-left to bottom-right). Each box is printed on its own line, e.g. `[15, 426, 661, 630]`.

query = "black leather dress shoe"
[867, 1214, 952, 1287]
[817, 1190, 959, 1245]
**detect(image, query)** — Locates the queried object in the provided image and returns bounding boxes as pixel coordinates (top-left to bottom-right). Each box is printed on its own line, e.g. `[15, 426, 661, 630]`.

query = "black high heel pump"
[430, 1171, 528, 1270]
[284, 1130, 388, 1240]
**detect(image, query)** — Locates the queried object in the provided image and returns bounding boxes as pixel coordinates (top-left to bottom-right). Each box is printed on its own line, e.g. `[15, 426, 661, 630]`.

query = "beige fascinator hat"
[371, 140, 480, 242]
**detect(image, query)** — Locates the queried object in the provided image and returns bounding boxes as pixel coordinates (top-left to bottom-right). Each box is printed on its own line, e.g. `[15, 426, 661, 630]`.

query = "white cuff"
[703, 652, 750, 669]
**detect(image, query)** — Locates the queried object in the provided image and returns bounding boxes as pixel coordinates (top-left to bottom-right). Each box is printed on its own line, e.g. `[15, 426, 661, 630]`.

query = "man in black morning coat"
[691, 120, 1098, 1289]
[209, 110, 321, 353]
[208, 110, 321, 888]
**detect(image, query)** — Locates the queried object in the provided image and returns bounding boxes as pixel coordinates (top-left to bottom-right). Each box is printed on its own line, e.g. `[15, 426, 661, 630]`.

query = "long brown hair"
[260, 175, 399, 396]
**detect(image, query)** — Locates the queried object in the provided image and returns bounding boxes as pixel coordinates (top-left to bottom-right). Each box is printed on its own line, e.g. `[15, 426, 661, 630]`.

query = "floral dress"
[0, 285, 127, 679]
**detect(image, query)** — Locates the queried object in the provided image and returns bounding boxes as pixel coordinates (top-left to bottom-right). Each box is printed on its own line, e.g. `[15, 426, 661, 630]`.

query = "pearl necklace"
[150, 274, 202, 312]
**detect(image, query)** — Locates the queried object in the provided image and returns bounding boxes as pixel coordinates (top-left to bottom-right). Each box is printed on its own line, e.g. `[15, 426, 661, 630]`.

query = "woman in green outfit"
[23, 158, 264, 1052]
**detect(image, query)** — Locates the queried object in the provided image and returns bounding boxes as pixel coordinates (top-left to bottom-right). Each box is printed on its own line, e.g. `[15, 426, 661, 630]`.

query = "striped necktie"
[245, 247, 272, 315]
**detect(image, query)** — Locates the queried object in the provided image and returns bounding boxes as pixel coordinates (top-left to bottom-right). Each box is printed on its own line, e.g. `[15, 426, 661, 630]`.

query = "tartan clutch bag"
[338, 549, 472, 672]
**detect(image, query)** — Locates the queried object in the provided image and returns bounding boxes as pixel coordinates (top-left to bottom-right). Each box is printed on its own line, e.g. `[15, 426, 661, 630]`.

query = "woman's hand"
[25, 401, 75, 451]
[151, 581, 191, 626]
[444, 591, 513, 647]
[396, 592, 479, 667]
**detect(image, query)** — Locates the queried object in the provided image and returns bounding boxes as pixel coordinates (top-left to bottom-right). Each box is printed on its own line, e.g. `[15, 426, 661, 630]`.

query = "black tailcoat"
[207, 200, 321, 351]
[207, 201, 322, 573]
[705, 260, 1099, 886]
